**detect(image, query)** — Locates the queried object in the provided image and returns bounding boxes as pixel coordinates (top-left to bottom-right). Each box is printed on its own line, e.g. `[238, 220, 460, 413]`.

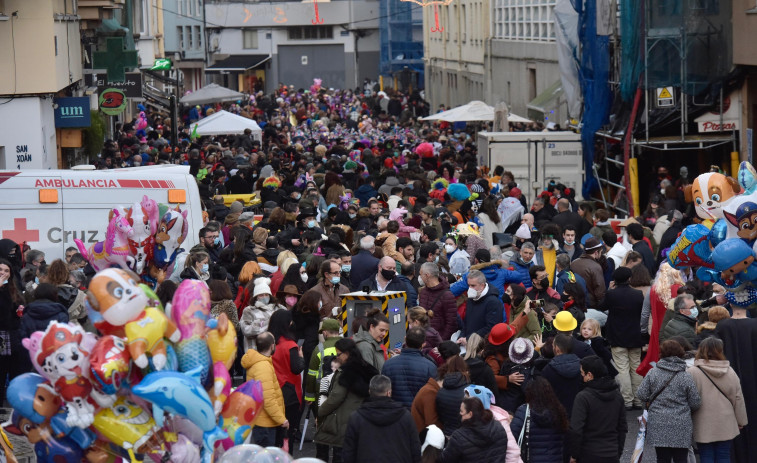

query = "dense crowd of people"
[0, 84, 755, 463]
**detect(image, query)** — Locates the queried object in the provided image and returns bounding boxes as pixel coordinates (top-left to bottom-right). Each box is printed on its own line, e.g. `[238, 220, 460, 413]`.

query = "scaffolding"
[379, 0, 425, 89]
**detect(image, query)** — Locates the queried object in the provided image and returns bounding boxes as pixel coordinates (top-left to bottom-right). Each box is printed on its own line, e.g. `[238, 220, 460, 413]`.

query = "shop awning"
[527, 80, 564, 121]
[205, 54, 271, 73]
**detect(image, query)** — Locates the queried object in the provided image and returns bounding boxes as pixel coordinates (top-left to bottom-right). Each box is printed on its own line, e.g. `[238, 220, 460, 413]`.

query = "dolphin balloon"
[131, 369, 226, 463]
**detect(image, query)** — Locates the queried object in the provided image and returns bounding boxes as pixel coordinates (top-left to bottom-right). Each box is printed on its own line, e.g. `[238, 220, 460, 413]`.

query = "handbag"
[645, 371, 680, 410]
[517, 404, 530, 461]
[696, 366, 733, 406]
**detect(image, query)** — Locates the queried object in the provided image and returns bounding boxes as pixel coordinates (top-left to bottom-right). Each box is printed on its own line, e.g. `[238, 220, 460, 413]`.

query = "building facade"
[163, 0, 205, 91]
[423, 0, 489, 109]
[379, 0, 424, 89]
[204, 0, 380, 94]
[0, 0, 83, 170]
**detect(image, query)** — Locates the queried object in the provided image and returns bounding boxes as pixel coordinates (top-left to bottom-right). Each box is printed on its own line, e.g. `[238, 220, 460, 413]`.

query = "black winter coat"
[20, 299, 68, 339]
[465, 357, 498, 400]
[599, 283, 644, 348]
[440, 420, 509, 463]
[511, 405, 566, 463]
[342, 397, 421, 463]
[463, 291, 503, 338]
[541, 354, 582, 416]
[435, 372, 469, 436]
[568, 377, 627, 461]
[499, 360, 538, 413]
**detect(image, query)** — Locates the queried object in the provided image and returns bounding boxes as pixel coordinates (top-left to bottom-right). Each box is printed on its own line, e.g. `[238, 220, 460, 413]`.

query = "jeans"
[655, 447, 688, 463]
[612, 346, 642, 406]
[698, 440, 731, 462]
[252, 426, 277, 447]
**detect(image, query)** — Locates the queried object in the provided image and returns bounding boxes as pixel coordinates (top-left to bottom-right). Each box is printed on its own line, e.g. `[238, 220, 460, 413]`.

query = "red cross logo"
[2, 218, 40, 244]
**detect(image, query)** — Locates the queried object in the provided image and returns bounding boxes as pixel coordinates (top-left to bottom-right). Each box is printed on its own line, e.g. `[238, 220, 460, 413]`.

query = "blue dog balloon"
[132, 368, 226, 463]
[697, 238, 757, 290]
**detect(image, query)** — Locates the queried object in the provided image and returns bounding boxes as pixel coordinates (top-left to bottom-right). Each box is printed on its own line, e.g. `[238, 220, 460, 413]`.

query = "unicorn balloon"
[75, 209, 134, 271]
[126, 195, 159, 275]
[153, 206, 188, 271]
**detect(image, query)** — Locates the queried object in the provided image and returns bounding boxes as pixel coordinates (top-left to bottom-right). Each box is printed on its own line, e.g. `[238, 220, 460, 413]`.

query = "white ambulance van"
[0, 165, 203, 261]
[477, 131, 584, 205]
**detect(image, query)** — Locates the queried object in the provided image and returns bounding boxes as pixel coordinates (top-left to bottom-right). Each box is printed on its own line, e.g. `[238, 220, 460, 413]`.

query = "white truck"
[477, 131, 584, 205]
[0, 165, 203, 261]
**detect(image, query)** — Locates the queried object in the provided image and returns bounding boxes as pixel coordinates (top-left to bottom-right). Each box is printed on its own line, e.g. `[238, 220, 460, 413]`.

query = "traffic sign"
[656, 87, 675, 107]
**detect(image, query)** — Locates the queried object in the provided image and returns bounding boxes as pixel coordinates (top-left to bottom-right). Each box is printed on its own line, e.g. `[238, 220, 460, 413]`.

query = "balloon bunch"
[5, 270, 264, 463]
[75, 195, 189, 286]
[668, 161, 757, 306]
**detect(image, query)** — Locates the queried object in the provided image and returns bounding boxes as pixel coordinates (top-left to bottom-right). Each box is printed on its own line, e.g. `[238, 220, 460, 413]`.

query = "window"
[492, 0, 556, 42]
[243, 29, 258, 49]
[187, 25, 193, 49]
[195, 25, 202, 49]
[177, 26, 184, 48]
[287, 26, 333, 40]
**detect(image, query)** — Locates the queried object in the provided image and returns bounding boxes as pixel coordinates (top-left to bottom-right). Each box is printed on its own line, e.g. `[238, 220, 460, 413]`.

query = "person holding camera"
[526, 265, 562, 307]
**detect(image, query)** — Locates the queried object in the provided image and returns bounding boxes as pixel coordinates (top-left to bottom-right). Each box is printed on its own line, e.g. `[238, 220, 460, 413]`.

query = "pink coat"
[491, 405, 523, 463]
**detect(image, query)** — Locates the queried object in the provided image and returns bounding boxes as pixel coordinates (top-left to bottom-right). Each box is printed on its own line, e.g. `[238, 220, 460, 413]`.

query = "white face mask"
[445, 244, 456, 253]
[417, 275, 424, 286]
[301, 273, 309, 283]
[467, 287, 479, 299]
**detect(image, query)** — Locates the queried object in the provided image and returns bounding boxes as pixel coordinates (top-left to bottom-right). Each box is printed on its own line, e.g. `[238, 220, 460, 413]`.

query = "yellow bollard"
[629, 157, 640, 217]
[379, 76, 384, 92]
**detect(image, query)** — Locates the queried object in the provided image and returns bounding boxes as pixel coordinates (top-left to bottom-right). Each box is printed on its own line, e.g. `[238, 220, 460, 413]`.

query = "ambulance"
[0, 165, 203, 261]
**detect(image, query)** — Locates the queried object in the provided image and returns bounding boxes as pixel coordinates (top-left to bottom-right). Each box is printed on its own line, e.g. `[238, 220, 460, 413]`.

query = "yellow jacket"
[241, 349, 286, 427]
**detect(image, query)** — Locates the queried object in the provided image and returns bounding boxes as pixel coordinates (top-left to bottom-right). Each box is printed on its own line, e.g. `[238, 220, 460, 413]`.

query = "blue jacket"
[396, 275, 418, 308]
[463, 288, 504, 338]
[355, 184, 379, 207]
[381, 348, 437, 408]
[450, 260, 523, 301]
[351, 250, 380, 289]
[511, 404, 566, 463]
[509, 257, 535, 289]
[555, 269, 589, 301]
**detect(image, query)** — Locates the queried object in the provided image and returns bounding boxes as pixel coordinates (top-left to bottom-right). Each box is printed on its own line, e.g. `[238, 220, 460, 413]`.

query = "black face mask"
[380, 269, 395, 281]
[539, 277, 550, 289]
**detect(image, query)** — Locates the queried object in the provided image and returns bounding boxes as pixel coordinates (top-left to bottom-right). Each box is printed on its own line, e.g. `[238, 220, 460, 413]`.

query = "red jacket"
[272, 337, 303, 403]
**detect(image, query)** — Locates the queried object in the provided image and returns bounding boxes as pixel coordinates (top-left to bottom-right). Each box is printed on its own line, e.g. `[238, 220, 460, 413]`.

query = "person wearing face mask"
[180, 252, 211, 282]
[280, 207, 323, 253]
[192, 226, 223, 264]
[359, 257, 410, 295]
[660, 294, 699, 346]
[240, 278, 286, 352]
[303, 260, 350, 320]
[559, 225, 584, 262]
[525, 265, 562, 307]
[533, 223, 564, 288]
[450, 249, 522, 303]
[461, 270, 504, 339]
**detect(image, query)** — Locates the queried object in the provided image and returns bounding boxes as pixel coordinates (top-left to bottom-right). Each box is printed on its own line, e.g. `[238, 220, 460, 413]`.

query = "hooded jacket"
[440, 419, 509, 463]
[419, 278, 458, 340]
[354, 327, 386, 371]
[568, 376, 627, 460]
[600, 283, 644, 348]
[20, 299, 69, 339]
[315, 358, 379, 447]
[687, 359, 748, 443]
[636, 356, 701, 448]
[355, 183, 379, 206]
[240, 349, 286, 428]
[505, 257, 535, 289]
[541, 353, 582, 415]
[508, 297, 541, 341]
[342, 397, 421, 463]
[450, 260, 523, 301]
[436, 372, 470, 436]
[381, 348, 437, 407]
[511, 405, 566, 463]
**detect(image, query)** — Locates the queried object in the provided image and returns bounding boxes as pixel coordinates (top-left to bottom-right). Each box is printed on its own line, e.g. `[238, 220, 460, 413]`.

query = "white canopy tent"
[422, 100, 531, 123]
[192, 110, 262, 140]
[179, 83, 245, 106]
